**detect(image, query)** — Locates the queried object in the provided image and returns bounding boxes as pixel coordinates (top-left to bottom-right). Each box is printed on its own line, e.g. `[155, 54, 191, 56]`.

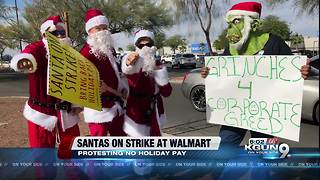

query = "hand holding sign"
[300, 59, 311, 79]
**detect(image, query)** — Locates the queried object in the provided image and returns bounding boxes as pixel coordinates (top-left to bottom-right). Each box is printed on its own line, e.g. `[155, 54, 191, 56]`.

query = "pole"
[63, 12, 69, 38]
[14, 0, 22, 51]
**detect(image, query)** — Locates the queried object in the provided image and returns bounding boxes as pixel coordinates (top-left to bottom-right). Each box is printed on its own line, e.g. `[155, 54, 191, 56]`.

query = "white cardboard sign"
[205, 55, 307, 142]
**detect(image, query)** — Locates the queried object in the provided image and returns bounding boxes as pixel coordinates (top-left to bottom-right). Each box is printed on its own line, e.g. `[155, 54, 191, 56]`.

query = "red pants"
[27, 117, 81, 180]
[27, 121, 80, 148]
[88, 114, 126, 136]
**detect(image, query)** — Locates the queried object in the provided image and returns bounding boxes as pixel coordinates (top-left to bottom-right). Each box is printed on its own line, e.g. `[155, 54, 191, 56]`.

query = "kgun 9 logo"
[245, 138, 290, 159]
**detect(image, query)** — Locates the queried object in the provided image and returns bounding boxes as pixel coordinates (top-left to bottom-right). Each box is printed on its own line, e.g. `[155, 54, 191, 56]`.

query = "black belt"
[129, 91, 159, 99]
[101, 95, 124, 106]
[30, 98, 71, 111]
[129, 92, 159, 118]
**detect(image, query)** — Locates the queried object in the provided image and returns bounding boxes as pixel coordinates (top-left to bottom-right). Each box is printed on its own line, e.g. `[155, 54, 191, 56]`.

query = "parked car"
[181, 56, 319, 124]
[195, 54, 205, 64]
[161, 55, 174, 64]
[172, 53, 197, 69]
[301, 55, 319, 124]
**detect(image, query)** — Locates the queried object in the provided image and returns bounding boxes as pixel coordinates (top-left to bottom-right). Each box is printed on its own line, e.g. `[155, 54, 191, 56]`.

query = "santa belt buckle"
[55, 103, 70, 111]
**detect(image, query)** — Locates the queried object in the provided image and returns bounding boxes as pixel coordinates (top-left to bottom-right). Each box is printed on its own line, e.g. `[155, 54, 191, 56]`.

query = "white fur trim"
[121, 54, 143, 75]
[154, 67, 169, 86]
[10, 53, 37, 73]
[60, 110, 80, 132]
[226, 10, 260, 19]
[23, 101, 58, 131]
[40, 20, 64, 34]
[83, 103, 122, 123]
[40, 20, 55, 34]
[123, 115, 151, 136]
[86, 15, 109, 33]
[134, 30, 154, 44]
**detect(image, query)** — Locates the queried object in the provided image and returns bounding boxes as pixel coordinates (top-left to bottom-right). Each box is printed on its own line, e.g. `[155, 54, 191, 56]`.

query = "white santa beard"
[87, 30, 114, 60]
[229, 16, 253, 51]
[136, 46, 157, 74]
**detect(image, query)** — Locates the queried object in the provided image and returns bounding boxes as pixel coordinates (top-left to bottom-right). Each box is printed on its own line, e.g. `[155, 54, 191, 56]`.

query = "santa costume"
[121, 30, 172, 136]
[80, 8, 127, 136]
[10, 15, 80, 148]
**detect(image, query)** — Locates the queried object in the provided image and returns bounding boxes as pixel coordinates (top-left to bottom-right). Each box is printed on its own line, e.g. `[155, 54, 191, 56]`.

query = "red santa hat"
[134, 29, 155, 45]
[85, 8, 109, 33]
[40, 15, 65, 34]
[226, 2, 262, 19]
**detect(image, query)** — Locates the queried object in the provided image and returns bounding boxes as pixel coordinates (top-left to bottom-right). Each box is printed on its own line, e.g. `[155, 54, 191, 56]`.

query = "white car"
[161, 55, 174, 63]
[171, 53, 197, 69]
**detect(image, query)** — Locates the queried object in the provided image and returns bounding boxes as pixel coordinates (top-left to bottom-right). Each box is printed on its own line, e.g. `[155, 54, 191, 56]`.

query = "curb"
[0, 96, 29, 99]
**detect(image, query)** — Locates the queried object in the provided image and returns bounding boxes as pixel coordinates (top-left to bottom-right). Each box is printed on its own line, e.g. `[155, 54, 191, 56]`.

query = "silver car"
[172, 53, 197, 69]
[181, 56, 319, 124]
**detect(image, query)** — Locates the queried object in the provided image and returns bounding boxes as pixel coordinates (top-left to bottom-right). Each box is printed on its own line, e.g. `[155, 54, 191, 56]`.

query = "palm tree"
[268, 0, 319, 15]
[290, 33, 304, 51]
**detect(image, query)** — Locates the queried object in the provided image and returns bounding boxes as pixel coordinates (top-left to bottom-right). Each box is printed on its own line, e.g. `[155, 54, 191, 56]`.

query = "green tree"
[126, 44, 136, 51]
[170, 0, 229, 55]
[267, 0, 319, 15]
[178, 41, 187, 53]
[0, 26, 17, 59]
[154, 32, 166, 49]
[290, 33, 304, 51]
[260, 15, 291, 40]
[165, 35, 186, 54]
[5, 0, 173, 49]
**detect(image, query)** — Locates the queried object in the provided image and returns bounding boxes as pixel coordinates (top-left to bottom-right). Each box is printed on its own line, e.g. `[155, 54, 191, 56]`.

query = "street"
[0, 68, 318, 148]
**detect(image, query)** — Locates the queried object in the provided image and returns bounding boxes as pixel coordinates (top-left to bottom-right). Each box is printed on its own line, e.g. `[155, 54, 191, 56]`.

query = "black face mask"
[137, 43, 153, 49]
[51, 30, 66, 36]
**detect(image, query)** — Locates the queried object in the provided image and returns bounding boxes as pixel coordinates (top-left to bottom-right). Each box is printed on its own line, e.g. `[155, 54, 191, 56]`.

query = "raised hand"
[126, 52, 139, 66]
[17, 59, 34, 72]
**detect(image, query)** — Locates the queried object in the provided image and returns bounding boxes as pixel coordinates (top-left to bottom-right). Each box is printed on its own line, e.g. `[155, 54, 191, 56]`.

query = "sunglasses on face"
[137, 43, 153, 49]
[51, 30, 66, 36]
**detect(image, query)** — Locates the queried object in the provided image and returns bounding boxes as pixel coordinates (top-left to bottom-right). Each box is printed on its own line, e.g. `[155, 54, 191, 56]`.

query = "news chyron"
[66, 137, 221, 159]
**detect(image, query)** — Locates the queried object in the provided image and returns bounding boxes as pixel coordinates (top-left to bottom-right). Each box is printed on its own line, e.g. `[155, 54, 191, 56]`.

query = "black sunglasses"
[137, 43, 153, 49]
[51, 30, 66, 36]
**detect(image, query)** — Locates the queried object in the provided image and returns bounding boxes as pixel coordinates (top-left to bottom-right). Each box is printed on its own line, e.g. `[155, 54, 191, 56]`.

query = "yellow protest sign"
[45, 32, 102, 111]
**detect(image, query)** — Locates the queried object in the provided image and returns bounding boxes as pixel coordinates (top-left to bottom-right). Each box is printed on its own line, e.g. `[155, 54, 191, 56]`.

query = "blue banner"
[191, 43, 209, 53]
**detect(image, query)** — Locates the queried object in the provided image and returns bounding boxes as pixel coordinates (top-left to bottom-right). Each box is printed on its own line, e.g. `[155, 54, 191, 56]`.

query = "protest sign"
[46, 32, 102, 111]
[205, 55, 307, 141]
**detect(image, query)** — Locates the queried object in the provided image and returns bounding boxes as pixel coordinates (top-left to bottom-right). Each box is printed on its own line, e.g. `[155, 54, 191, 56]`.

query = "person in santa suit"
[80, 8, 128, 136]
[121, 30, 172, 136]
[10, 15, 81, 148]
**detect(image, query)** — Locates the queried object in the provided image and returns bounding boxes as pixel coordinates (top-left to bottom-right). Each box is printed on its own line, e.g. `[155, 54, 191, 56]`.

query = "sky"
[2, 0, 320, 52]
